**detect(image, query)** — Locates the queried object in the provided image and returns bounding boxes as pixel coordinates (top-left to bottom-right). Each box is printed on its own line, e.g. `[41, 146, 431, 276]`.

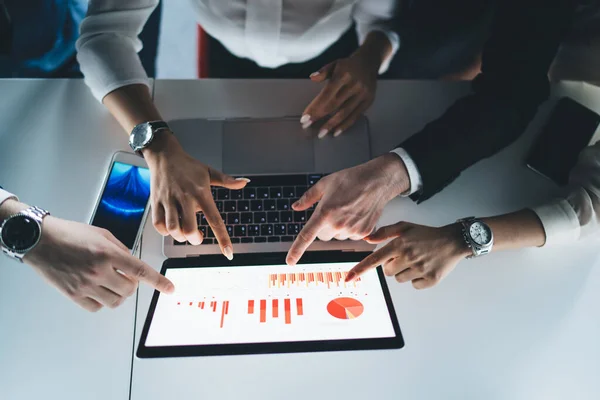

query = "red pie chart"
[327, 297, 364, 320]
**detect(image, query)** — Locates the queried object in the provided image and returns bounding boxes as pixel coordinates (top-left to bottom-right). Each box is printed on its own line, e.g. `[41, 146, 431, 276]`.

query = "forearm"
[0, 199, 28, 223]
[102, 84, 162, 134]
[481, 209, 546, 252]
[354, 31, 393, 69]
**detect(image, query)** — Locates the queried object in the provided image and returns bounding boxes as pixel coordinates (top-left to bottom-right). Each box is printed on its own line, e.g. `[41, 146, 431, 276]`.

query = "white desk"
[129, 80, 600, 400]
[0, 79, 598, 400]
[0, 79, 153, 400]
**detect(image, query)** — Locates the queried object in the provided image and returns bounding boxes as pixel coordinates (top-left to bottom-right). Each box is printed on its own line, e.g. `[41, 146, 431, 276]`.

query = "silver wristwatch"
[457, 217, 494, 258]
[129, 120, 171, 154]
[0, 206, 50, 262]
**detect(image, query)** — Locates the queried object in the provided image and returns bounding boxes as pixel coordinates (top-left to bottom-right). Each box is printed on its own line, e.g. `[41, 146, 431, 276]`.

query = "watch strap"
[148, 121, 169, 132]
[22, 206, 50, 222]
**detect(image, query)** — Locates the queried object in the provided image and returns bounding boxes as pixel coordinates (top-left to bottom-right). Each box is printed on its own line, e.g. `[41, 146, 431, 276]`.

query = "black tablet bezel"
[137, 251, 404, 358]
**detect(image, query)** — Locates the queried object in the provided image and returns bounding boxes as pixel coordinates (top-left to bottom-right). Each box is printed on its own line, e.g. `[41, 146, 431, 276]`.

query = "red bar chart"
[268, 271, 361, 289]
[248, 297, 304, 324]
[176, 299, 230, 328]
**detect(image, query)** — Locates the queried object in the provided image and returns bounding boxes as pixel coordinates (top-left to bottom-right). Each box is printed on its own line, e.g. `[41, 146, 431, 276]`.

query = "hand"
[286, 154, 410, 265]
[143, 133, 249, 260]
[23, 216, 175, 312]
[300, 50, 379, 138]
[346, 222, 471, 289]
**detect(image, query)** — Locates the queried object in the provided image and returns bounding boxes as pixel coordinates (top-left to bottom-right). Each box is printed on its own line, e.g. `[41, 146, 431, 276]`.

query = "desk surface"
[0, 79, 153, 400]
[130, 80, 600, 400]
[0, 79, 599, 400]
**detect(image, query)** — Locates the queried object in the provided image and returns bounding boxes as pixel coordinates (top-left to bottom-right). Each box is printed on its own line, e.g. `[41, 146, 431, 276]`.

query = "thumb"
[309, 61, 336, 82]
[292, 184, 323, 211]
[365, 223, 404, 243]
[210, 168, 249, 190]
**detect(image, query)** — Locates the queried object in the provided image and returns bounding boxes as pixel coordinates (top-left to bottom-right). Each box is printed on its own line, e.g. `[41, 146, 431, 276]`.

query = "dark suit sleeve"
[400, 0, 577, 203]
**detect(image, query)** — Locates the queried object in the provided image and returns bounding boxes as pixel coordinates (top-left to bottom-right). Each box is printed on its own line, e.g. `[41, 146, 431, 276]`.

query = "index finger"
[286, 212, 324, 266]
[117, 252, 174, 294]
[303, 79, 348, 123]
[201, 192, 233, 260]
[345, 244, 396, 282]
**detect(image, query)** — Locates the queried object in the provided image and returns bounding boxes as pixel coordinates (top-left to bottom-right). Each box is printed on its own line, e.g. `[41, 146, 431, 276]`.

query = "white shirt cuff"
[531, 199, 581, 246]
[0, 188, 18, 209]
[372, 29, 400, 74]
[389, 148, 423, 196]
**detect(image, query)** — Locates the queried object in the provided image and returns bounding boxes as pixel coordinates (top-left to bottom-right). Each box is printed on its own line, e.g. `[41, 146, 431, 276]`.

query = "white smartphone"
[90, 151, 151, 254]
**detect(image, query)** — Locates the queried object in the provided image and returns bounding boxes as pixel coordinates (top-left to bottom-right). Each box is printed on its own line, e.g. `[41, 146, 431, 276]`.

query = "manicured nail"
[345, 271, 356, 282]
[235, 177, 251, 183]
[333, 129, 342, 137]
[300, 115, 311, 124]
[302, 120, 313, 129]
[318, 129, 328, 139]
[309, 71, 320, 78]
[223, 245, 233, 261]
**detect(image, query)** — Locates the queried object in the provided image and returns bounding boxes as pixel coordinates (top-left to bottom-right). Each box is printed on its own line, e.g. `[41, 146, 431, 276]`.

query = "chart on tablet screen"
[145, 262, 396, 347]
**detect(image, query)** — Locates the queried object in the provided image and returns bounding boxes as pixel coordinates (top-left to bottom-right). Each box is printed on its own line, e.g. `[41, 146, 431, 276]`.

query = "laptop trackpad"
[222, 119, 315, 175]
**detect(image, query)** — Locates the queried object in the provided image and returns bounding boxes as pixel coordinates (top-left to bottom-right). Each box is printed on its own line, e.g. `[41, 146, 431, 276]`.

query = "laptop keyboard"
[174, 174, 324, 246]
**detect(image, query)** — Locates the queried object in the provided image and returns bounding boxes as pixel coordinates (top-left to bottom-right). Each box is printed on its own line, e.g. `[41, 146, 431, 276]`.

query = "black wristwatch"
[0, 206, 50, 262]
[129, 121, 171, 155]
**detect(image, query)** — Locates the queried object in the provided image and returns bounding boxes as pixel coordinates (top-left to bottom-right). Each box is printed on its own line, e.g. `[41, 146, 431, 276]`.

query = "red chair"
[197, 25, 209, 78]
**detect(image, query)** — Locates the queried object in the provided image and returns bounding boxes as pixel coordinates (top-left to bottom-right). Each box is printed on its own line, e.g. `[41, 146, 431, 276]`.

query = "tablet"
[137, 251, 404, 358]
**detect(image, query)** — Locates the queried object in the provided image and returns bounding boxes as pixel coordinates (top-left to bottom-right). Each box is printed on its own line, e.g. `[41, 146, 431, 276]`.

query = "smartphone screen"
[91, 161, 151, 250]
[527, 97, 600, 185]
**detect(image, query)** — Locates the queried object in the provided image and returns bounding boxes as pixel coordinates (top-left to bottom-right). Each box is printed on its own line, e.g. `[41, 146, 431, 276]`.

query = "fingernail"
[309, 71, 319, 78]
[345, 271, 356, 282]
[333, 129, 342, 137]
[235, 177, 251, 183]
[318, 129, 328, 139]
[292, 201, 300, 208]
[223, 245, 234, 261]
[287, 257, 297, 266]
[300, 115, 311, 124]
[302, 120, 313, 129]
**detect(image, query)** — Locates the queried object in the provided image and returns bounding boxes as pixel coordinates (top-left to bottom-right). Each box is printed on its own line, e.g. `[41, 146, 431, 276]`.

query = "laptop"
[163, 116, 375, 258]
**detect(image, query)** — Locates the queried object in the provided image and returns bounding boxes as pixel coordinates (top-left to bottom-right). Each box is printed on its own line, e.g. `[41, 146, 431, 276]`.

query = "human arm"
[345, 210, 546, 289]
[286, 153, 410, 265]
[0, 196, 174, 312]
[301, 0, 400, 137]
[77, 1, 247, 258]
[397, 0, 577, 201]
[345, 141, 600, 288]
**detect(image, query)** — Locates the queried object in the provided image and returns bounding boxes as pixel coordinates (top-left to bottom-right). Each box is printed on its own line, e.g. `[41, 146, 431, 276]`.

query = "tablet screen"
[144, 261, 397, 347]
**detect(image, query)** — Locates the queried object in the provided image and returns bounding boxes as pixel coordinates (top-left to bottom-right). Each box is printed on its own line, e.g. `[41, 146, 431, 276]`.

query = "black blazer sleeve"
[400, 0, 577, 203]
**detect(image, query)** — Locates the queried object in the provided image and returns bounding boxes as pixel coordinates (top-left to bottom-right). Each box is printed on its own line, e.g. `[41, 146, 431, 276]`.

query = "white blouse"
[77, 0, 400, 101]
[532, 141, 600, 246]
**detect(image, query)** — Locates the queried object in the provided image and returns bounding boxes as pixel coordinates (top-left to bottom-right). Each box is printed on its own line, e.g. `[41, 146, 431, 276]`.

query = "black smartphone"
[90, 151, 151, 254]
[527, 97, 600, 186]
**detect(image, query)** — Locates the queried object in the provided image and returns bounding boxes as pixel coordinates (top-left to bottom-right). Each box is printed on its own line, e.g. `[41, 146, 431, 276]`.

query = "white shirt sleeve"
[352, 0, 401, 74]
[76, 0, 158, 102]
[0, 188, 18, 209]
[532, 141, 600, 246]
[389, 147, 423, 196]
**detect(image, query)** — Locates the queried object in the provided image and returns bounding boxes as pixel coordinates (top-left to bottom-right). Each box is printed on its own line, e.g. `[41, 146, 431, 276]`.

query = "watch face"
[1, 215, 41, 252]
[130, 123, 153, 149]
[469, 221, 492, 246]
